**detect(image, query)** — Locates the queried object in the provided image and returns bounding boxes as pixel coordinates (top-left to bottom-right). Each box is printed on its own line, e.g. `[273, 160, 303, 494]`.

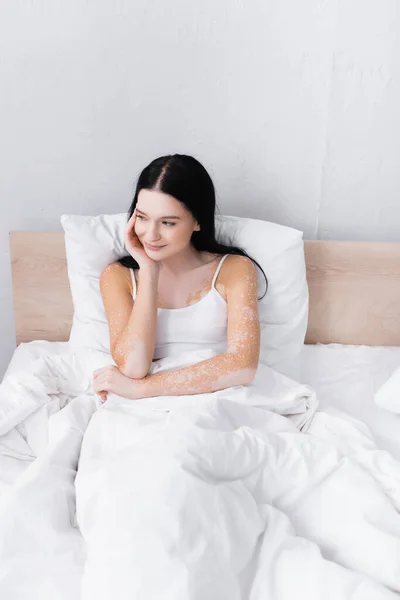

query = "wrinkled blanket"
[0, 349, 400, 599]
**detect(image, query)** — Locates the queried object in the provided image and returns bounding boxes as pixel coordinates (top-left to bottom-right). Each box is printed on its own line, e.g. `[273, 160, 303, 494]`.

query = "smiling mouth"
[145, 243, 167, 250]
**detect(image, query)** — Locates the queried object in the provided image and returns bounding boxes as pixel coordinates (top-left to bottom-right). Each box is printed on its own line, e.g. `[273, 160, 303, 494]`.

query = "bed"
[6, 233, 400, 459]
[3, 232, 400, 599]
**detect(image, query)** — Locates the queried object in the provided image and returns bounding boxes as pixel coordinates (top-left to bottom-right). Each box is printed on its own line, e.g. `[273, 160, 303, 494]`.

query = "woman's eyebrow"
[136, 209, 181, 219]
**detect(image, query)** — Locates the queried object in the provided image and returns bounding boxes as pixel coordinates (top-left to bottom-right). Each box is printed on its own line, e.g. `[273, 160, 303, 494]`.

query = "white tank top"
[130, 254, 229, 360]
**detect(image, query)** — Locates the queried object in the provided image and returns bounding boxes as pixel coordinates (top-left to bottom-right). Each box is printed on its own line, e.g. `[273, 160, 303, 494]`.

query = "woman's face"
[134, 189, 200, 260]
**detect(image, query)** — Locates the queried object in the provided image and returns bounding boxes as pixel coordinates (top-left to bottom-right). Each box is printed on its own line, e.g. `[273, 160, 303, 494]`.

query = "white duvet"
[1, 349, 400, 599]
[375, 365, 400, 414]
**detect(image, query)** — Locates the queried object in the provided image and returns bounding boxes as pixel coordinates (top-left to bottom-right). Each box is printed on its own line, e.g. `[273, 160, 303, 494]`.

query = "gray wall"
[1, 0, 399, 375]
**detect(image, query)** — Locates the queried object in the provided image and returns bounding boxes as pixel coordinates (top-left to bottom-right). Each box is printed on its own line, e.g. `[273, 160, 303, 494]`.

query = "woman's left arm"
[144, 255, 260, 396]
[94, 256, 260, 400]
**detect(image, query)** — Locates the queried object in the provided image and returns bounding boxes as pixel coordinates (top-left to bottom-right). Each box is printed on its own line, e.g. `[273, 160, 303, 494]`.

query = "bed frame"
[9, 231, 400, 346]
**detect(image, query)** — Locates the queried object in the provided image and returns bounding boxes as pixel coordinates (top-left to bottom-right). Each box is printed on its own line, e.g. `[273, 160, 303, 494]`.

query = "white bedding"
[300, 344, 400, 461]
[1, 342, 400, 598]
[0, 342, 70, 497]
[2, 341, 70, 381]
[9, 341, 396, 455]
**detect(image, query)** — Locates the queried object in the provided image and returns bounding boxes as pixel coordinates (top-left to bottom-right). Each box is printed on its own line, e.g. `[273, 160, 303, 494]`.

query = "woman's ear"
[194, 222, 201, 232]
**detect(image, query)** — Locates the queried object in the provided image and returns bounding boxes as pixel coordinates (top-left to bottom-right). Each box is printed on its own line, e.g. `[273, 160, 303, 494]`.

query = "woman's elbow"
[241, 365, 257, 386]
[113, 354, 150, 380]
[119, 363, 149, 380]
[224, 363, 257, 388]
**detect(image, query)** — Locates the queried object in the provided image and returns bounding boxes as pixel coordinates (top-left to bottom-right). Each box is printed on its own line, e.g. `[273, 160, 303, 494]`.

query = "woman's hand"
[125, 209, 159, 270]
[93, 365, 146, 401]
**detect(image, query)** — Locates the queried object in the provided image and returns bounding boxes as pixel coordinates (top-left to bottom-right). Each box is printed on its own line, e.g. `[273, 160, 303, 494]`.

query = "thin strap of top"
[130, 253, 229, 299]
[211, 254, 229, 289]
[130, 268, 137, 299]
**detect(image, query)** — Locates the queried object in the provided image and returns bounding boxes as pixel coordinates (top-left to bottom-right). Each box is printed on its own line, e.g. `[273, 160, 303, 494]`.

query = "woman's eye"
[137, 215, 145, 220]
[163, 222, 176, 227]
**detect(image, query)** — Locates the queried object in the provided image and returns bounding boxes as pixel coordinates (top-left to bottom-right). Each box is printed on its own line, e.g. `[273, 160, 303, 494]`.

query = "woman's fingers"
[93, 366, 114, 379]
[93, 378, 108, 401]
[126, 209, 137, 235]
[125, 210, 142, 253]
[92, 368, 109, 401]
[93, 377, 107, 395]
[93, 375, 106, 389]
[93, 367, 107, 378]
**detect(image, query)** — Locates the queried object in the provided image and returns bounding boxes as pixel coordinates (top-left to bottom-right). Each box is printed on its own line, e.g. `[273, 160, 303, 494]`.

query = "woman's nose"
[146, 224, 161, 241]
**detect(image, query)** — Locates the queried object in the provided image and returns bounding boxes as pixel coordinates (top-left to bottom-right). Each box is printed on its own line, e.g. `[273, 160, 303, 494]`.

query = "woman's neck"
[159, 246, 214, 277]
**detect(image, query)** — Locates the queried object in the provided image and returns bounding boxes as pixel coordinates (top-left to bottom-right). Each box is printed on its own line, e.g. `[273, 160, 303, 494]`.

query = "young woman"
[82, 156, 400, 598]
[93, 154, 267, 402]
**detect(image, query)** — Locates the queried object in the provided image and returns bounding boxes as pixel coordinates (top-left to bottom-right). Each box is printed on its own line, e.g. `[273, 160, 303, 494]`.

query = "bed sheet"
[2, 340, 69, 381]
[300, 343, 400, 461]
[0, 341, 70, 495]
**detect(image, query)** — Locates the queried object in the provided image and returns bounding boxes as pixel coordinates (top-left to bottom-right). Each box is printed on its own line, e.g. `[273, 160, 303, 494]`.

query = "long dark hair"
[119, 154, 268, 299]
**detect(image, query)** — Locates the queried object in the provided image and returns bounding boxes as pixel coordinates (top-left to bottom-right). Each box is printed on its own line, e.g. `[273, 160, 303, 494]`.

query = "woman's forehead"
[137, 189, 188, 217]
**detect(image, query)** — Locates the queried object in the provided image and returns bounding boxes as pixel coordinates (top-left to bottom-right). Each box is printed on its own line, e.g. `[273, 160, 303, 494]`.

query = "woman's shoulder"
[201, 251, 254, 270]
[215, 254, 257, 298]
[220, 254, 256, 278]
[100, 261, 133, 293]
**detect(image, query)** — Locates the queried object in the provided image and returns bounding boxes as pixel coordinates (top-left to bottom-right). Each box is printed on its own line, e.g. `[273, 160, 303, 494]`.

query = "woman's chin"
[144, 245, 169, 259]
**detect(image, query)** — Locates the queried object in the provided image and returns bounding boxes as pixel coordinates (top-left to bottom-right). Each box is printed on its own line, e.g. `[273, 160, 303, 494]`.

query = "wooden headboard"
[9, 232, 73, 344]
[9, 231, 400, 346]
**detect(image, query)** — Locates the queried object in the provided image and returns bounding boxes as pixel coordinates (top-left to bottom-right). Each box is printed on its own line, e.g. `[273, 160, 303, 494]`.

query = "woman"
[93, 154, 267, 402]
[80, 156, 400, 599]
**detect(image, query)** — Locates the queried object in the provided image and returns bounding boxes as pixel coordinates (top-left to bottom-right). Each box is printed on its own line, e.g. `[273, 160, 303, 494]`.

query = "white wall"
[0, 0, 399, 375]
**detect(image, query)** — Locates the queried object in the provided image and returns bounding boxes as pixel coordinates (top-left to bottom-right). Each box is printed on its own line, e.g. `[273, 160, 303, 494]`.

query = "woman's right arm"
[100, 262, 159, 379]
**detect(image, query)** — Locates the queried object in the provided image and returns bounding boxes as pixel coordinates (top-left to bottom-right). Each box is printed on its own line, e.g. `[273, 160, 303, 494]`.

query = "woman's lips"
[145, 243, 167, 251]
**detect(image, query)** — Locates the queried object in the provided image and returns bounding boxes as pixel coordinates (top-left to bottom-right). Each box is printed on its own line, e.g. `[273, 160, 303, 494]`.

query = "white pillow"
[61, 213, 308, 373]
